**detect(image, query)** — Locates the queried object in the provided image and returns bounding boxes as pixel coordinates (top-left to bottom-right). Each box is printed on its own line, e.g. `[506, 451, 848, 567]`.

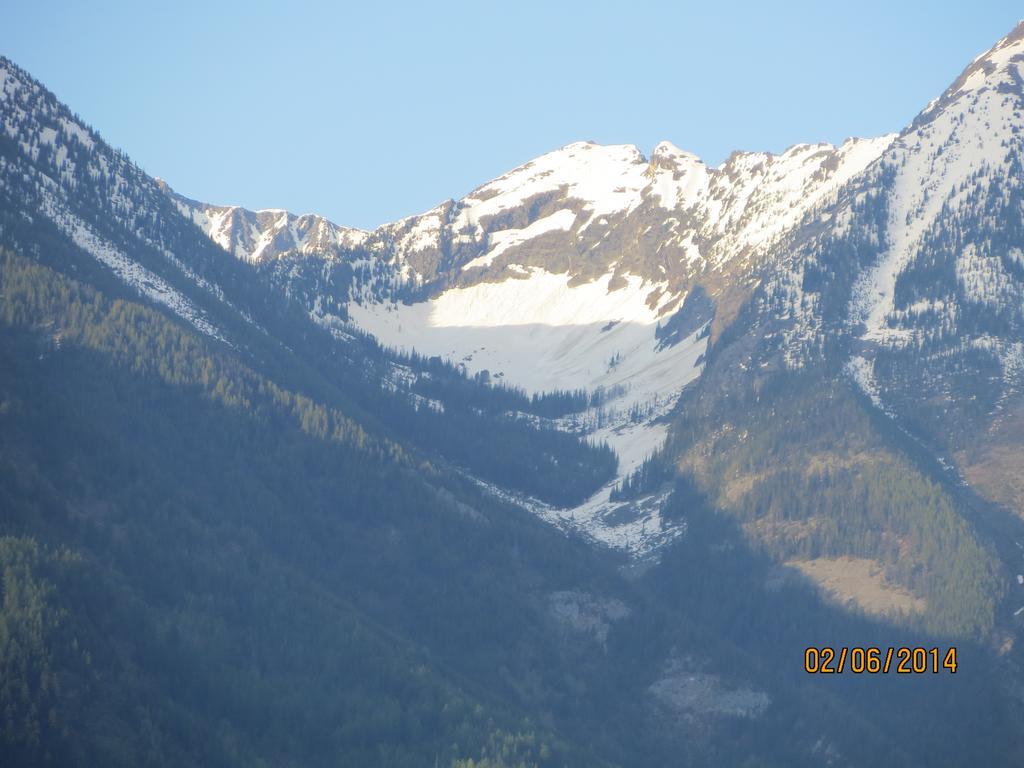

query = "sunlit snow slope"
[351, 269, 707, 553]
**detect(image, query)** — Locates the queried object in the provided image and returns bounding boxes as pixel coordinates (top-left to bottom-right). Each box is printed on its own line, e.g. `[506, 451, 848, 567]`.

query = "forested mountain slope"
[649, 21, 1024, 643]
[2, 248, 1019, 766]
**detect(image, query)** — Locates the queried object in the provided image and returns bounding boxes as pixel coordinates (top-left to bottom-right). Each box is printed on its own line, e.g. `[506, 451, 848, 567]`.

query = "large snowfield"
[350, 267, 707, 554]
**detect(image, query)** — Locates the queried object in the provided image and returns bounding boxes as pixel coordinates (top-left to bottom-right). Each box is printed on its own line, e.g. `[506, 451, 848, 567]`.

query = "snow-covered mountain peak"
[916, 21, 1024, 128]
[650, 140, 701, 165]
[457, 140, 650, 230]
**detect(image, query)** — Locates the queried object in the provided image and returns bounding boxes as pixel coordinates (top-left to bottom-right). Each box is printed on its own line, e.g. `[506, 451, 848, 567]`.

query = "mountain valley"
[5, 20, 1024, 767]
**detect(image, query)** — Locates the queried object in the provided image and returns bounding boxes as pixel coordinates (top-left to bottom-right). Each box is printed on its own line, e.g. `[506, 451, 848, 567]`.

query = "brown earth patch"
[787, 556, 926, 617]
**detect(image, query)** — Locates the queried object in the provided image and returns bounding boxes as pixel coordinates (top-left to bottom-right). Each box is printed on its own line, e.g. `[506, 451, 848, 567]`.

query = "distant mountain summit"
[161, 181, 368, 263]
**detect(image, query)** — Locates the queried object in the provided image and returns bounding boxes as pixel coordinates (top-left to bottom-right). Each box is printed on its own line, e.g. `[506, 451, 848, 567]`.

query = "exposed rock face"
[649, 658, 771, 719]
[547, 589, 630, 646]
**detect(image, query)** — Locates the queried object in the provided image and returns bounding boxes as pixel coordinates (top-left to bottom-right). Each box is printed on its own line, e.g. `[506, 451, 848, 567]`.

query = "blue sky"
[3, 1, 1021, 229]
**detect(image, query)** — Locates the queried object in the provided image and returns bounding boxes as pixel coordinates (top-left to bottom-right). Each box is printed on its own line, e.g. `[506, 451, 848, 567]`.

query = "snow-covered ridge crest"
[848, 21, 1024, 348]
[163, 185, 369, 264]
[701, 135, 896, 259]
[390, 134, 893, 282]
[915, 19, 1024, 128]
[169, 128, 893, 305]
